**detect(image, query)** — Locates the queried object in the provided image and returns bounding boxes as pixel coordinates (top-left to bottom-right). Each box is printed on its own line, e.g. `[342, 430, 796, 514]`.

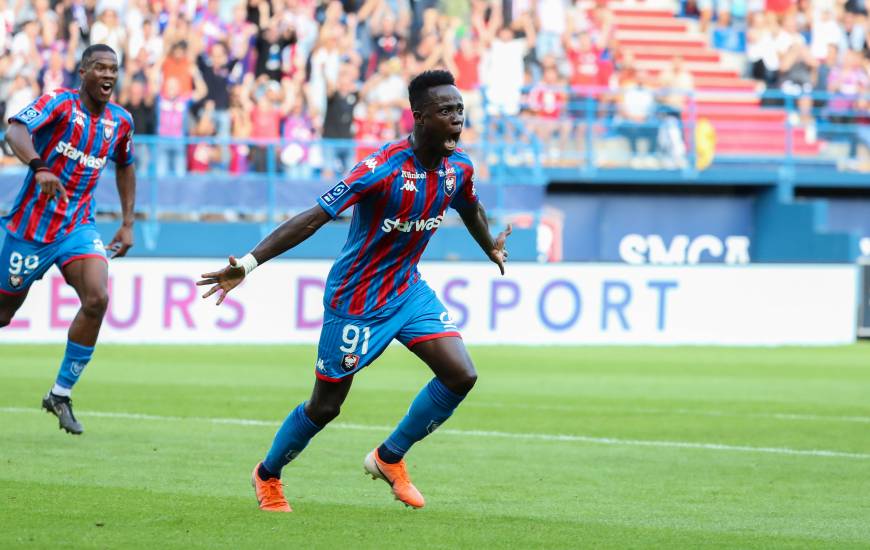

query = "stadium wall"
[0, 259, 857, 346]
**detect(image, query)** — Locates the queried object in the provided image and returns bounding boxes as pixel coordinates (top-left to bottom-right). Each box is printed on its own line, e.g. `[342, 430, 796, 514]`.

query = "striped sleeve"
[449, 159, 479, 212]
[9, 90, 70, 133]
[317, 150, 394, 218]
[113, 116, 136, 167]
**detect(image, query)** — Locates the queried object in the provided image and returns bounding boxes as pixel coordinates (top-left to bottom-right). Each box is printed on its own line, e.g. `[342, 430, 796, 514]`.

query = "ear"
[412, 108, 424, 126]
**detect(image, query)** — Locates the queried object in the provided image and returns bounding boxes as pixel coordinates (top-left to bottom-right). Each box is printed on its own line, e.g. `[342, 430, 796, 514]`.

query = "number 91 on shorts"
[313, 282, 461, 382]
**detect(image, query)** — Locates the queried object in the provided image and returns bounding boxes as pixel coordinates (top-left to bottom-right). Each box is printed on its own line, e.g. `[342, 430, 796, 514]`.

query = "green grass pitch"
[1, 344, 869, 549]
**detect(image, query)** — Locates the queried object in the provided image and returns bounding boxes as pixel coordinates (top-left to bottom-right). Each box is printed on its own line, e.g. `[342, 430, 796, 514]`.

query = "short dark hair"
[81, 44, 117, 68]
[408, 70, 455, 112]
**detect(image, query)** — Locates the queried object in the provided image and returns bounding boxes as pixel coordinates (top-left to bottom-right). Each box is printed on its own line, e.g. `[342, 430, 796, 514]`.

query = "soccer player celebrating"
[1, 45, 136, 435]
[198, 70, 510, 511]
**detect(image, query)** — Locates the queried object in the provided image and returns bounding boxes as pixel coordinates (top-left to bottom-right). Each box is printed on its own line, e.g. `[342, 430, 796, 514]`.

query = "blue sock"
[53, 341, 95, 394]
[262, 403, 323, 476]
[380, 378, 466, 463]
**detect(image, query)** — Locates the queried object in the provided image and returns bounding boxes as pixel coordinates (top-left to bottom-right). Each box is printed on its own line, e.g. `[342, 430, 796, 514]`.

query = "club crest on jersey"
[8, 274, 22, 289]
[103, 124, 114, 140]
[341, 354, 359, 372]
[444, 175, 456, 196]
[320, 181, 349, 205]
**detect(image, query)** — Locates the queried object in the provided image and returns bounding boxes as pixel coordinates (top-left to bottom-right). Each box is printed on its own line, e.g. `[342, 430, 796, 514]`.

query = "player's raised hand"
[197, 256, 246, 305]
[108, 225, 134, 259]
[35, 170, 68, 204]
[489, 224, 512, 275]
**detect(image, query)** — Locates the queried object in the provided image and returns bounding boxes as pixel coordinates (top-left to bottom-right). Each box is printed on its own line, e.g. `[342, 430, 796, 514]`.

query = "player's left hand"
[489, 224, 512, 275]
[108, 224, 133, 259]
[197, 256, 246, 306]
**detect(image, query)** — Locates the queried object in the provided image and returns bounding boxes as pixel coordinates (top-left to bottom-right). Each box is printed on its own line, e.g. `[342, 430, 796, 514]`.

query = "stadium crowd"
[0, 0, 868, 174]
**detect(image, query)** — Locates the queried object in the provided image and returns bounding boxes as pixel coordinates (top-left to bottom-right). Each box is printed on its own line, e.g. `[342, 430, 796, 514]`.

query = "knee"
[445, 368, 477, 396]
[0, 312, 11, 328]
[305, 399, 342, 426]
[81, 291, 109, 318]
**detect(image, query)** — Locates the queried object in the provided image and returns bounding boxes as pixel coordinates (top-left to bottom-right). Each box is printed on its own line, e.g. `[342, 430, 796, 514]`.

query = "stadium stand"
[0, 0, 868, 263]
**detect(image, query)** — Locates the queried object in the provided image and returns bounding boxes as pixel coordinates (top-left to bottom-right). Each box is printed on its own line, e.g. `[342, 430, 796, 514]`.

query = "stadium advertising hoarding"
[0, 260, 857, 346]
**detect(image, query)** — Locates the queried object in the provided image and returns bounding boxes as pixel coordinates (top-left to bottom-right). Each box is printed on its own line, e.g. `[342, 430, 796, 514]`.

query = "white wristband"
[237, 253, 258, 275]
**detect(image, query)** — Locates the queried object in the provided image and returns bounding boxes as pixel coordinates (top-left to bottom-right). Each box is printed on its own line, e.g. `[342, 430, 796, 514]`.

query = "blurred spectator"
[119, 70, 157, 173]
[249, 78, 291, 172]
[321, 63, 360, 178]
[826, 49, 868, 121]
[128, 18, 163, 66]
[281, 94, 316, 178]
[565, 31, 604, 93]
[228, 84, 253, 175]
[40, 44, 77, 93]
[162, 40, 196, 96]
[712, 11, 746, 52]
[156, 69, 207, 178]
[747, 12, 779, 85]
[198, 41, 240, 156]
[188, 100, 220, 173]
[525, 60, 572, 162]
[535, 0, 568, 59]
[367, 10, 406, 77]
[90, 8, 126, 65]
[614, 69, 658, 162]
[481, 17, 536, 118]
[809, 10, 843, 60]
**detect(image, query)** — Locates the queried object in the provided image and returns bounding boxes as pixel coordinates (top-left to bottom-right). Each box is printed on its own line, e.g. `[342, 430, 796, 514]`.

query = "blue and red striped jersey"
[3, 89, 135, 243]
[317, 138, 479, 317]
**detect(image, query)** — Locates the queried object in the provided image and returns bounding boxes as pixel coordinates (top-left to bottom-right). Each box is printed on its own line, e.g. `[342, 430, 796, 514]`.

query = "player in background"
[0, 45, 136, 435]
[198, 70, 510, 512]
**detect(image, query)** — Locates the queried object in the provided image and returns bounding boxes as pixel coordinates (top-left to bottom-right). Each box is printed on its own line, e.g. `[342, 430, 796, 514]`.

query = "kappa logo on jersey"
[444, 175, 456, 196]
[364, 157, 378, 172]
[72, 108, 86, 127]
[401, 180, 418, 192]
[341, 353, 360, 372]
[320, 181, 349, 205]
[55, 141, 107, 169]
[18, 107, 40, 122]
[381, 214, 444, 233]
[316, 358, 326, 372]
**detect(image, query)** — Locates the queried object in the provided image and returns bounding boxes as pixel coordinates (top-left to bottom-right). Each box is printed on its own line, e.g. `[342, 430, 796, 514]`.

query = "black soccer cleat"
[42, 392, 84, 435]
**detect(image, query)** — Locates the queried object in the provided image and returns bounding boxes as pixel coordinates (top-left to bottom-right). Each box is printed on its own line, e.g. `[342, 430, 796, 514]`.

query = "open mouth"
[444, 132, 461, 152]
[99, 81, 114, 95]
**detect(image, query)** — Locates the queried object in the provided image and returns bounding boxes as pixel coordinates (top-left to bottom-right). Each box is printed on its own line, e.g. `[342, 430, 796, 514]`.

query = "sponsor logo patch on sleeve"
[17, 108, 40, 122]
[320, 181, 349, 205]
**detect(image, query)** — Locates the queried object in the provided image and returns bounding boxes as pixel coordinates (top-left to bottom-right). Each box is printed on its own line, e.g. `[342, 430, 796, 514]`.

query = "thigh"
[314, 308, 401, 382]
[0, 233, 57, 295]
[396, 283, 475, 387]
[56, 227, 109, 297]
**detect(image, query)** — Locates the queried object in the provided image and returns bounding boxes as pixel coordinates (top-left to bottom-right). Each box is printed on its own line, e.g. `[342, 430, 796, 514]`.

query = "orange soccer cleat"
[251, 463, 292, 512]
[363, 449, 425, 509]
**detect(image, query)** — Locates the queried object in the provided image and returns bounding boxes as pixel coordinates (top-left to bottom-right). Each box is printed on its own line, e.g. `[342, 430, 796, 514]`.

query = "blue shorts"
[315, 281, 460, 382]
[0, 225, 108, 296]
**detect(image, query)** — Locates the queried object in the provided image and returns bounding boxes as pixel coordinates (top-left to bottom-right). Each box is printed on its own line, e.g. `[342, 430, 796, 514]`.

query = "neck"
[410, 131, 441, 170]
[79, 87, 106, 116]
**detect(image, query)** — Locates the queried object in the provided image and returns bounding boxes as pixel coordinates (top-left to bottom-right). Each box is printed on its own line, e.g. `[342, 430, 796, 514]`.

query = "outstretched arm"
[197, 205, 332, 304]
[457, 202, 512, 275]
[109, 162, 136, 258]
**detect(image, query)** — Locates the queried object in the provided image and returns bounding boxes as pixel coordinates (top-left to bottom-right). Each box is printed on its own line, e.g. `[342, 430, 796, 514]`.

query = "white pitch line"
[2, 406, 868, 460]
[468, 402, 870, 424]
